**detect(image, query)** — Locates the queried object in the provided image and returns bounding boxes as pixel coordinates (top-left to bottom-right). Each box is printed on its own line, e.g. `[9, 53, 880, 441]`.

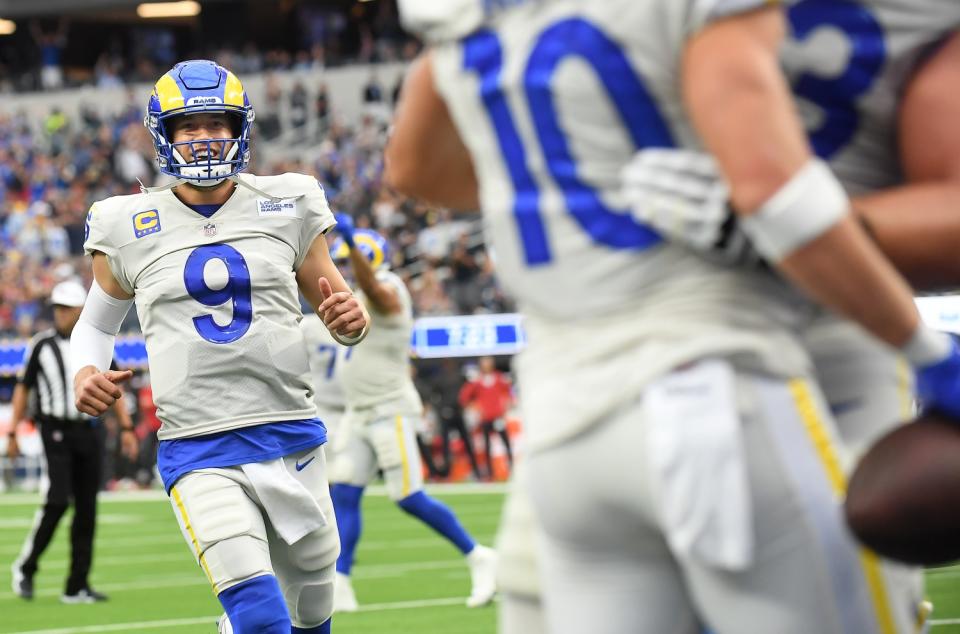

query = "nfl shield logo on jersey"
[203, 223, 218, 237]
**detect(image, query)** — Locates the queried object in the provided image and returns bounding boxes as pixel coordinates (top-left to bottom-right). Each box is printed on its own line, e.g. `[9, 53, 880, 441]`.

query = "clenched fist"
[75, 366, 133, 417]
[317, 276, 368, 342]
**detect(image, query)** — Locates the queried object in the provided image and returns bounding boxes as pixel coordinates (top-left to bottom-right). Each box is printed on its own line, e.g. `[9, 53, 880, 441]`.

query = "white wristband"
[331, 324, 369, 346]
[901, 325, 953, 368]
[739, 158, 849, 262]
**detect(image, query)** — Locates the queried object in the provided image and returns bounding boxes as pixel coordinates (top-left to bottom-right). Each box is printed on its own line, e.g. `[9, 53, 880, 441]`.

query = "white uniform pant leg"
[262, 446, 340, 629]
[168, 468, 273, 595]
[682, 373, 915, 633]
[526, 368, 915, 634]
[328, 419, 379, 488]
[526, 397, 700, 634]
[367, 414, 426, 501]
[496, 459, 548, 634]
[806, 316, 926, 632]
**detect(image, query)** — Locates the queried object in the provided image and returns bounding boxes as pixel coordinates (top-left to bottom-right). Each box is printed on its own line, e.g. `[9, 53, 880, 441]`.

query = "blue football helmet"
[144, 60, 255, 186]
[330, 229, 391, 270]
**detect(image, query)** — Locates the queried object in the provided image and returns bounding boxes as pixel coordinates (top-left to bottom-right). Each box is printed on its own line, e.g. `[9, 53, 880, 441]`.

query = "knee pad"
[206, 535, 273, 594]
[284, 530, 338, 628]
[369, 420, 405, 470]
[218, 575, 291, 634]
[286, 566, 335, 628]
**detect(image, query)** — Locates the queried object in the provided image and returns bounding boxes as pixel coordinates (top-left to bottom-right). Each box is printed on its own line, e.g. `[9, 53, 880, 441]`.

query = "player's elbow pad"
[70, 279, 134, 376]
[739, 158, 849, 262]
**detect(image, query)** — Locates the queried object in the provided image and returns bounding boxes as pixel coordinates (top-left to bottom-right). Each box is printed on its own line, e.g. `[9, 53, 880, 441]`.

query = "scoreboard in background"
[412, 313, 526, 358]
[3, 299, 957, 375]
[0, 314, 529, 375]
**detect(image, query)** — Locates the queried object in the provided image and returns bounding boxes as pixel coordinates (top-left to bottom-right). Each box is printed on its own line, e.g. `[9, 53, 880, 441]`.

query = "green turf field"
[0, 486, 501, 634]
[1, 485, 959, 633]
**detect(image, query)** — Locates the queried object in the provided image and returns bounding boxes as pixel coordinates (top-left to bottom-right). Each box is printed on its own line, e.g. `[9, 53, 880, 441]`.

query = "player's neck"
[172, 179, 237, 207]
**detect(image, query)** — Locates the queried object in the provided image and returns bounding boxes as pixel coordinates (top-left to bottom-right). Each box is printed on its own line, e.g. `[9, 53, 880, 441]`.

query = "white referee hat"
[50, 281, 87, 308]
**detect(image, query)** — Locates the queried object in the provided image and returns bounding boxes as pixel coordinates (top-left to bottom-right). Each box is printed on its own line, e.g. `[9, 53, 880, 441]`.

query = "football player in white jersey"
[322, 214, 497, 612]
[300, 312, 348, 442]
[386, 1, 960, 632]
[69, 60, 369, 634]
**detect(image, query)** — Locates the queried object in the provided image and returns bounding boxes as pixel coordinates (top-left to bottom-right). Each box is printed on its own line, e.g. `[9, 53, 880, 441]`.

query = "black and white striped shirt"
[17, 329, 88, 422]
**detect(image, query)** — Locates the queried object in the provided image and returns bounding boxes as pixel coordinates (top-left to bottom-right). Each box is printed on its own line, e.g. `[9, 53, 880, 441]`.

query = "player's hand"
[75, 367, 134, 417]
[334, 212, 357, 247]
[6, 433, 18, 460]
[120, 428, 139, 461]
[914, 338, 960, 420]
[317, 276, 367, 338]
[620, 148, 763, 267]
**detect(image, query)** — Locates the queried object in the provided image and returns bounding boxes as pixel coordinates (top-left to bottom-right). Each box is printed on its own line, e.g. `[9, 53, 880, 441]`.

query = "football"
[845, 412, 960, 566]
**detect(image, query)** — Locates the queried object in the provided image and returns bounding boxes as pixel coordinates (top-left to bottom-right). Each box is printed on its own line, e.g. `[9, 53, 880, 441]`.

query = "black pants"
[415, 412, 484, 481]
[18, 420, 102, 593]
[480, 418, 513, 479]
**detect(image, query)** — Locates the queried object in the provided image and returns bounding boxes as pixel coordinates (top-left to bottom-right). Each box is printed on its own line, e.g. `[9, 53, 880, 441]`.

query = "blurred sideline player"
[325, 214, 497, 612]
[70, 60, 368, 634]
[388, 2, 960, 633]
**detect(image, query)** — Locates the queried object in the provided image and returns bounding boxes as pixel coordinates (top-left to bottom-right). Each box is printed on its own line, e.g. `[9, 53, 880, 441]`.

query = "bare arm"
[296, 234, 369, 339]
[8, 384, 28, 430]
[385, 52, 480, 211]
[683, 7, 919, 347]
[853, 32, 960, 289]
[346, 246, 401, 315]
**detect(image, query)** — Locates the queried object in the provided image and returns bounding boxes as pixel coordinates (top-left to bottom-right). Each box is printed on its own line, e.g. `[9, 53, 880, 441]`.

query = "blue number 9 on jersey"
[183, 244, 253, 344]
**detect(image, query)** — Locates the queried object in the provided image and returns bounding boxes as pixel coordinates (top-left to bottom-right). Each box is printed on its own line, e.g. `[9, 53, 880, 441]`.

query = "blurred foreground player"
[389, 1, 960, 632]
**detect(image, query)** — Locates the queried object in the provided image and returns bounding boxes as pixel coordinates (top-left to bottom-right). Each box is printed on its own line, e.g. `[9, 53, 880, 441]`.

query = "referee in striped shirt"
[7, 281, 137, 603]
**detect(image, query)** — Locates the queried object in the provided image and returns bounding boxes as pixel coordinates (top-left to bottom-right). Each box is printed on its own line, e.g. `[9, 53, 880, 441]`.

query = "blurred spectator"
[417, 359, 483, 481]
[363, 71, 383, 103]
[31, 19, 67, 91]
[459, 357, 515, 480]
[289, 81, 309, 134]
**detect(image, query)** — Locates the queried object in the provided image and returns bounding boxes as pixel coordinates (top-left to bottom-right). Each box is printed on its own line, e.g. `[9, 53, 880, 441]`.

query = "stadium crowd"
[0, 63, 518, 489]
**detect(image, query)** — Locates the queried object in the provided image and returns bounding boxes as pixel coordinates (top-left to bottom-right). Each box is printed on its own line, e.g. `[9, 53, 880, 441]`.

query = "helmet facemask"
[147, 109, 254, 187]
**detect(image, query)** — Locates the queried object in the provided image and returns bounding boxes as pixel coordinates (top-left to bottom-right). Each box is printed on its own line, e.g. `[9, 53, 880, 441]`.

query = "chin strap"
[226, 175, 303, 203]
[138, 178, 184, 194]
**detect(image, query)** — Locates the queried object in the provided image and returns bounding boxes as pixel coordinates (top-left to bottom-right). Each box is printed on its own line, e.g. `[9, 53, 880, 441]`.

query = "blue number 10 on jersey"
[462, 18, 674, 267]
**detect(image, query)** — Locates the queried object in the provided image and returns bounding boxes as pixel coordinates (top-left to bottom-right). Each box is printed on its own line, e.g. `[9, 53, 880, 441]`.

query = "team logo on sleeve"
[132, 209, 162, 238]
[257, 198, 298, 218]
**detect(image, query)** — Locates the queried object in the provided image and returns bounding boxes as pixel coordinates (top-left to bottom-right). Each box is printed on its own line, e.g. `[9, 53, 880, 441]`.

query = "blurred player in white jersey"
[386, 1, 960, 632]
[323, 214, 497, 612]
[70, 60, 369, 634]
[300, 312, 348, 442]
[625, 1, 960, 456]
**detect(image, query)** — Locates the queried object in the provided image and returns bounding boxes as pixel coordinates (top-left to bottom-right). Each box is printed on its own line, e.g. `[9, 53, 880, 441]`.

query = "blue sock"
[330, 484, 364, 575]
[292, 617, 331, 633]
[397, 491, 476, 554]
[218, 575, 291, 634]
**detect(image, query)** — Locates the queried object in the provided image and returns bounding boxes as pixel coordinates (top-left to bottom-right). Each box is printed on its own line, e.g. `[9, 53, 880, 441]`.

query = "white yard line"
[0, 481, 508, 506]
[0, 558, 469, 602]
[932, 619, 960, 626]
[5, 596, 476, 633]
